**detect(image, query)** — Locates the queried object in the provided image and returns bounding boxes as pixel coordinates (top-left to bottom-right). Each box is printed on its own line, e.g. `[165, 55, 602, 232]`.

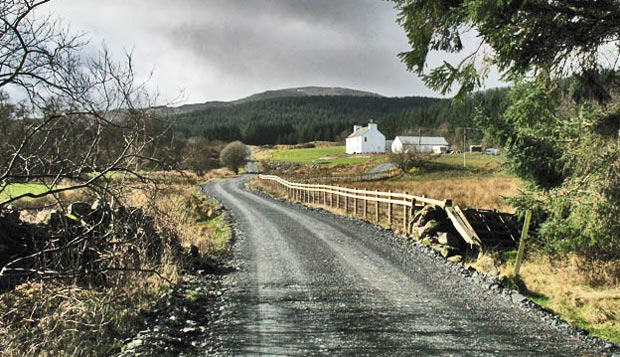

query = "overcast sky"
[44, 0, 500, 105]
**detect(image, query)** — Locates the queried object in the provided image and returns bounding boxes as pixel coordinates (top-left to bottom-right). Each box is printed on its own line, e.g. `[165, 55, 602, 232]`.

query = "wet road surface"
[205, 176, 598, 356]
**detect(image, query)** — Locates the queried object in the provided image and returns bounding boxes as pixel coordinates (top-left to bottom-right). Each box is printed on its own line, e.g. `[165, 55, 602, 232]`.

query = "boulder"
[418, 219, 443, 239]
[437, 232, 464, 249]
[35, 209, 55, 225]
[420, 237, 437, 246]
[437, 245, 461, 258]
[447, 255, 463, 263]
[411, 205, 446, 228]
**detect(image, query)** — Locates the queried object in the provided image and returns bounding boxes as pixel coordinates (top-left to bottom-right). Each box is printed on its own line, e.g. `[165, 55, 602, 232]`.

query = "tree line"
[172, 90, 512, 147]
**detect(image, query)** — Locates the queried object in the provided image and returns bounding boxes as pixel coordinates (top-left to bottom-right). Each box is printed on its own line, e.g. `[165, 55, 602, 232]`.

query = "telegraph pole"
[463, 127, 467, 167]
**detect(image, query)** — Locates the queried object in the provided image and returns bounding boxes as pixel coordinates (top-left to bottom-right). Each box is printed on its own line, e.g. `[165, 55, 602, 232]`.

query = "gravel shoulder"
[201, 175, 614, 356]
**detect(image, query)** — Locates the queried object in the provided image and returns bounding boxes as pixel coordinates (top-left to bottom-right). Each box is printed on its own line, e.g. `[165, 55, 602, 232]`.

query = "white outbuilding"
[346, 122, 386, 154]
[391, 136, 450, 153]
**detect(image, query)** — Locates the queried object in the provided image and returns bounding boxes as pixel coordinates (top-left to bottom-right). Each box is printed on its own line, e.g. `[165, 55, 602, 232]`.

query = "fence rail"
[289, 168, 402, 184]
[258, 174, 452, 234]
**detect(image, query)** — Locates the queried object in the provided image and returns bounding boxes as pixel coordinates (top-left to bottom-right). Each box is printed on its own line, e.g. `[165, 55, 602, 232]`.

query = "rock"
[124, 339, 144, 350]
[420, 237, 436, 246]
[34, 209, 55, 224]
[418, 219, 443, 239]
[411, 205, 446, 228]
[181, 326, 200, 334]
[437, 232, 464, 248]
[447, 255, 463, 263]
[437, 245, 460, 258]
[511, 293, 527, 303]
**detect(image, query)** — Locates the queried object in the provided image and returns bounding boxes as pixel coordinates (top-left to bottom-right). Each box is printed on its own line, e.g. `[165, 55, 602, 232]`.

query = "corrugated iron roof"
[395, 136, 449, 146]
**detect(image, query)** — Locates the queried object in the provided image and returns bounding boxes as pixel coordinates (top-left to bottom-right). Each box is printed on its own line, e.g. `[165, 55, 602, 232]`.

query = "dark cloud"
[45, 0, 502, 104]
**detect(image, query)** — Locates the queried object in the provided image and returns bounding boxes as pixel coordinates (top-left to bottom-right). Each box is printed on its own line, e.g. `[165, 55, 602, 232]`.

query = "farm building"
[391, 136, 450, 153]
[346, 122, 386, 154]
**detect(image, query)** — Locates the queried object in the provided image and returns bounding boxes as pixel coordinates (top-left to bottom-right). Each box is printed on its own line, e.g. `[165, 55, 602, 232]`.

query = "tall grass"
[0, 172, 232, 356]
[497, 253, 620, 343]
[350, 177, 521, 212]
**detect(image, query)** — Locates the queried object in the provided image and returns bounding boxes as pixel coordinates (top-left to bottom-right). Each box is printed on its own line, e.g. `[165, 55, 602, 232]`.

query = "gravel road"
[204, 176, 606, 356]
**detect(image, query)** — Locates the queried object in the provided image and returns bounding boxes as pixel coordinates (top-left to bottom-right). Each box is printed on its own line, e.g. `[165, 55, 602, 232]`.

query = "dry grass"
[515, 255, 620, 343]
[149, 183, 231, 259]
[470, 251, 620, 344]
[349, 176, 522, 212]
[0, 277, 166, 356]
[0, 169, 234, 356]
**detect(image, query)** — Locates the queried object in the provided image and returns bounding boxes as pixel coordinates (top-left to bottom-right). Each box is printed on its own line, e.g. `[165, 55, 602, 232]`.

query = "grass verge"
[0, 171, 233, 356]
[475, 251, 620, 344]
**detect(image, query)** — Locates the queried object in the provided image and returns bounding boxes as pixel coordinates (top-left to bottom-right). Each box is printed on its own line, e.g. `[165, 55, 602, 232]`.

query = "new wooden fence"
[293, 168, 402, 184]
[258, 174, 452, 234]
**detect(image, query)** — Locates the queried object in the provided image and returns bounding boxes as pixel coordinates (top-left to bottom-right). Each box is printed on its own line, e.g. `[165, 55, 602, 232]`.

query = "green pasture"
[269, 146, 375, 165]
[0, 183, 49, 202]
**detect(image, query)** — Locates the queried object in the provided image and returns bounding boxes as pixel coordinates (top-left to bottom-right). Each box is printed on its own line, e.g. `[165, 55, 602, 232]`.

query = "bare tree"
[0, 1, 168, 208]
[0, 1, 175, 284]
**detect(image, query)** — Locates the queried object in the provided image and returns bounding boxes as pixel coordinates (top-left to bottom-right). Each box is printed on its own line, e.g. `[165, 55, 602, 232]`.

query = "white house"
[346, 122, 386, 154]
[391, 136, 450, 153]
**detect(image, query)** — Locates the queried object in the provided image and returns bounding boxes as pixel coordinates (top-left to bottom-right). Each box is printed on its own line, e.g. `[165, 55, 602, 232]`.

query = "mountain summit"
[172, 86, 383, 114]
[233, 86, 383, 104]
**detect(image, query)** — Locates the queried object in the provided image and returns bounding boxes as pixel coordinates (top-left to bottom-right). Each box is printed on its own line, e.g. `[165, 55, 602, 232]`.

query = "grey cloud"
[46, 0, 500, 103]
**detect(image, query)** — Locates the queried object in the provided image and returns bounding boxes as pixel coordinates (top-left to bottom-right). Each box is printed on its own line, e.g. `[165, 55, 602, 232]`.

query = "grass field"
[0, 183, 49, 202]
[404, 152, 505, 181]
[268, 146, 379, 165]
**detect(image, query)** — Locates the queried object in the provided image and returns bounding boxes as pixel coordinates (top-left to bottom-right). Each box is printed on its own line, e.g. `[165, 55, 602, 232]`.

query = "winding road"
[204, 176, 599, 356]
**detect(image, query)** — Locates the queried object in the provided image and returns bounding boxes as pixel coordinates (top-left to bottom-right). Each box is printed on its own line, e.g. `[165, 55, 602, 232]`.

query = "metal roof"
[395, 136, 449, 146]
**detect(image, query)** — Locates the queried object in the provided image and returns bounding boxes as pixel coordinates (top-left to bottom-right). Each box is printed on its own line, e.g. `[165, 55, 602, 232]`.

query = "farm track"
[202, 175, 604, 356]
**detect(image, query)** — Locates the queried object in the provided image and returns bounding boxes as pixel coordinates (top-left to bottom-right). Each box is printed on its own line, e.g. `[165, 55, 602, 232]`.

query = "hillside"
[232, 86, 384, 104]
[170, 86, 510, 146]
[171, 86, 384, 115]
[172, 87, 444, 145]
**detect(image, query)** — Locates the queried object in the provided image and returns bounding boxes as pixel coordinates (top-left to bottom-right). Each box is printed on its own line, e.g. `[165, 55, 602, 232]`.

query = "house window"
[364, 137, 367, 142]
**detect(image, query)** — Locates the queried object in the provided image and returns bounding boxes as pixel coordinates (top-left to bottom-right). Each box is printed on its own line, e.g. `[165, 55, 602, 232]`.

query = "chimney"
[353, 125, 362, 132]
[368, 121, 377, 131]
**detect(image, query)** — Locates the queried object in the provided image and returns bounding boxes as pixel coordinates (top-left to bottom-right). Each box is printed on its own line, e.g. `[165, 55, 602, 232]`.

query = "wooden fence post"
[408, 197, 416, 234]
[363, 190, 368, 220]
[403, 191, 409, 233]
[336, 186, 340, 209]
[375, 190, 380, 223]
[354, 189, 358, 217]
[388, 190, 393, 227]
[344, 189, 348, 214]
[514, 210, 532, 277]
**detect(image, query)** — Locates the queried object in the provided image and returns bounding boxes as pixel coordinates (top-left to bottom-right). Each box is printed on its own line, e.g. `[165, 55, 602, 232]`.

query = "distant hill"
[232, 86, 383, 104]
[169, 86, 509, 146]
[171, 86, 383, 115]
[171, 86, 443, 145]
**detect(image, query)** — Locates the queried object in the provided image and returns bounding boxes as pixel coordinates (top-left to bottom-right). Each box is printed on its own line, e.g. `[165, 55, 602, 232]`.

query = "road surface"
[204, 176, 600, 356]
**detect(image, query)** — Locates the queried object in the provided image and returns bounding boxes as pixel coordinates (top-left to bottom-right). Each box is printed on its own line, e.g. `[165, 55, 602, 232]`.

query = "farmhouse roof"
[396, 136, 449, 146]
[347, 127, 369, 138]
